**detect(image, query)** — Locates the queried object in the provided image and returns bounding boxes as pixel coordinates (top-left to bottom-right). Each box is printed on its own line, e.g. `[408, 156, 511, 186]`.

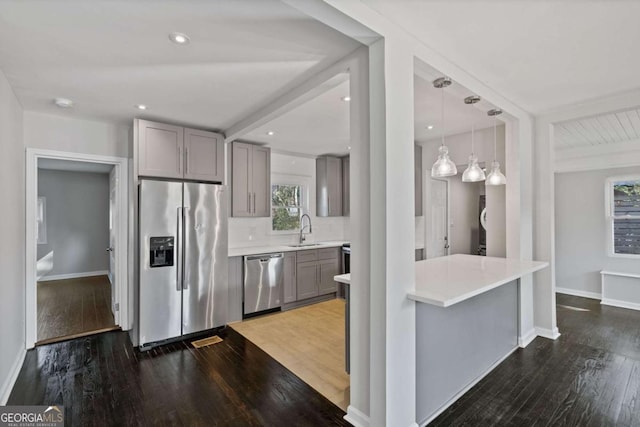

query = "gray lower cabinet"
[227, 256, 243, 322]
[296, 261, 319, 300]
[283, 252, 297, 303]
[295, 247, 340, 300]
[318, 258, 340, 295]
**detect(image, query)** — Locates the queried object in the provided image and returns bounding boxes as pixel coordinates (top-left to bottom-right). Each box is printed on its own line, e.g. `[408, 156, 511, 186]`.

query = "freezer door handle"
[182, 206, 190, 290]
[176, 207, 183, 291]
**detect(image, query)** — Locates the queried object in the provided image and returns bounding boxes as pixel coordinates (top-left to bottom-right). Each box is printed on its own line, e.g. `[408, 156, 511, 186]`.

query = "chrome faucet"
[299, 214, 313, 244]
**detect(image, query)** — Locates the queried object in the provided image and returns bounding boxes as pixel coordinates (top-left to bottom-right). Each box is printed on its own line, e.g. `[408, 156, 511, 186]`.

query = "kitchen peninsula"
[335, 254, 548, 425]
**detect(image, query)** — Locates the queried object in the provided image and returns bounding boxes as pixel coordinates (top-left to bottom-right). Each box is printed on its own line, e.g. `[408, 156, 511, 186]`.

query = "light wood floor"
[37, 275, 117, 343]
[230, 299, 350, 410]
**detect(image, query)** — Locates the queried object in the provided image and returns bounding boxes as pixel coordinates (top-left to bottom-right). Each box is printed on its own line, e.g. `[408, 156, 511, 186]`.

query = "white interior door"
[108, 167, 117, 314]
[430, 178, 449, 258]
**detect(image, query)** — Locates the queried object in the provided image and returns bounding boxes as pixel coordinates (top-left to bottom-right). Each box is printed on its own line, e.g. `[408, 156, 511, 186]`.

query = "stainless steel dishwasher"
[243, 253, 284, 316]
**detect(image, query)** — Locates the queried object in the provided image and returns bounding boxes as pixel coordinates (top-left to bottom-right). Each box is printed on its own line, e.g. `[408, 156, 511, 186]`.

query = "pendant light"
[485, 108, 506, 186]
[431, 77, 457, 178]
[461, 95, 485, 182]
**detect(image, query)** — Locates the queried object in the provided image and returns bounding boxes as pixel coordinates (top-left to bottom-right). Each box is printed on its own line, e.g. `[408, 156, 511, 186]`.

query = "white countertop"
[409, 254, 548, 307]
[229, 241, 348, 257]
[334, 273, 350, 285]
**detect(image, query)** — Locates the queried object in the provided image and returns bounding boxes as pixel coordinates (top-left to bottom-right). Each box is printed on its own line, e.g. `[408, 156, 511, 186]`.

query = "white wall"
[0, 69, 25, 404]
[555, 166, 640, 296]
[23, 111, 130, 158]
[37, 169, 110, 278]
[228, 151, 349, 248]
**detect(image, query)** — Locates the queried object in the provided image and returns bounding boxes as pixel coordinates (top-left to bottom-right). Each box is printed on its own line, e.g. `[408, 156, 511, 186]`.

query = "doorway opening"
[26, 149, 129, 348]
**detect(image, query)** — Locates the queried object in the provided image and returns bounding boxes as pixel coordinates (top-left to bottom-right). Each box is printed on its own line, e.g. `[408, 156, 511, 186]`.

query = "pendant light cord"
[441, 85, 445, 148]
[471, 116, 475, 155]
[493, 114, 497, 161]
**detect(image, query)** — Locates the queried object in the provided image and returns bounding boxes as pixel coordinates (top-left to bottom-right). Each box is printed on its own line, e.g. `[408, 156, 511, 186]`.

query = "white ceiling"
[363, 0, 640, 114]
[38, 158, 113, 174]
[555, 108, 640, 150]
[0, 0, 360, 130]
[414, 74, 496, 144]
[243, 75, 351, 156]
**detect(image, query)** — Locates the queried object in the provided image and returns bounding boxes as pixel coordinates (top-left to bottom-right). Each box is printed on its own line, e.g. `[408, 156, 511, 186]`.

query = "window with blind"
[607, 177, 640, 256]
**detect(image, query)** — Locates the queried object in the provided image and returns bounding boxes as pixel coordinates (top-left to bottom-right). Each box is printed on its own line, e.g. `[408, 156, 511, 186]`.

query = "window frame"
[270, 175, 311, 235]
[605, 175, 640, 258]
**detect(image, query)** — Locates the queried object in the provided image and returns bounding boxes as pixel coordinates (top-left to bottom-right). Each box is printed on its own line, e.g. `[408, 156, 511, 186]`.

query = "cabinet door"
[231, 142, 252, 217]
[184, 128, 224, 182]
[283, 252, 297, 303]
[251, 146, 271, 217]
[296, 261, 319, 300]
[318, 258, 340, 295]
[415, 144, 423, 216]
[138, 120, 183, 179]
[327, 156, 343, 216]
[342, 156, 350, 216]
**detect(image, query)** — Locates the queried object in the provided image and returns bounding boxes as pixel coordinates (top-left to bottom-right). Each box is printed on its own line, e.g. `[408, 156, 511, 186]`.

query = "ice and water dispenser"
[149, 236, 174, 267]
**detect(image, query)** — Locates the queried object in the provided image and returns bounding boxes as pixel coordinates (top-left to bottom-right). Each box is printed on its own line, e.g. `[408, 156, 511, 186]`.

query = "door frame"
[25, 148, 129, 348]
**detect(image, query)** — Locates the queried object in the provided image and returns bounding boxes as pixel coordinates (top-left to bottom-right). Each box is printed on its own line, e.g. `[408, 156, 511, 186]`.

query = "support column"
[369, 37, 418, 427]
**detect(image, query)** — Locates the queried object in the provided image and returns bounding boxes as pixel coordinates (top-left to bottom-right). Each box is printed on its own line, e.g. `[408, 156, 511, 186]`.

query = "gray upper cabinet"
[138, 120, 184, 179]
[184, 128, 224, 182]
[136, 119, 224, 182]
[342, 156, 350, 217]
[316, 156, 343, 217]
[415, 144, 423, 216]
[231, 142, 271, 217]
[283, 252, 297, 304]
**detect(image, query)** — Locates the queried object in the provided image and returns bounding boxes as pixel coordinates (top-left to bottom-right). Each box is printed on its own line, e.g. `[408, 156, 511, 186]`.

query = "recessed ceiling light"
[135, 104, 148, 110]
[427, 125, 434, 130]
[341, 96, 351, 102]
[266, 131, 275, 136]
[347, 146, 352, 150]
[169, 32, 190, 45]
[54, 98, 74, 108]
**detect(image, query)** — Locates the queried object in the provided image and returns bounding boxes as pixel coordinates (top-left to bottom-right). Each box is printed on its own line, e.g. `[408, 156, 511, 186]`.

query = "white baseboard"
[38, 270, 109, 282]
[601, 298, 640, 311]
[518, 328, 537, 348]
[556, 287, 601, 300]
[419, 347, 519, 426]
[535, 326, 561, 340]
[345, 405, 370, 427]
[0, 348, 26, 405]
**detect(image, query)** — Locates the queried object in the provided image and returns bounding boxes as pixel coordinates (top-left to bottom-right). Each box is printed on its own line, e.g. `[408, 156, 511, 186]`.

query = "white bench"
[601, 270, 640, 311]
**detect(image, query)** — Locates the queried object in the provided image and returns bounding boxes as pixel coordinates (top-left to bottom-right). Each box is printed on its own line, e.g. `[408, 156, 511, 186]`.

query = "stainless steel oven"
[341, 243, 350, 274]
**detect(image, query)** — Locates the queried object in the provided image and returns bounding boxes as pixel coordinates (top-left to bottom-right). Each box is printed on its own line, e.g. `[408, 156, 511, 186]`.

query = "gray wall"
[0, 69, 25, 403]
[37, 169, 110, 277]
[555, 166, 640, 295]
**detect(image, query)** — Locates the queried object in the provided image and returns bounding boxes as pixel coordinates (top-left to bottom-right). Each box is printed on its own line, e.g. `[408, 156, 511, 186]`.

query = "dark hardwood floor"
[431, 293, 640, 426]
[11, 293, 640, 426]
[37, 275, 116, 343]
[8, 327, 350, 427]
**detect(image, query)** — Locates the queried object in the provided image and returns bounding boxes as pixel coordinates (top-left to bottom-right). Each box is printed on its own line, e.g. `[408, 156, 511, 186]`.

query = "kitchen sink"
[288, 243, 322, 248]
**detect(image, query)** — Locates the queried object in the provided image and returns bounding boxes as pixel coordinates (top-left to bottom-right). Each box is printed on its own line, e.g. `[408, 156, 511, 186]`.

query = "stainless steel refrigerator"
[139, 179, 228, 348]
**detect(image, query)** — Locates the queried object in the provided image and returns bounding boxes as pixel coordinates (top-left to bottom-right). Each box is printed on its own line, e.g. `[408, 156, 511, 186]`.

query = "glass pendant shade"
[462, 154, 486, 182]
[485, 160, 506, 186]
[431, 145, 457, 178]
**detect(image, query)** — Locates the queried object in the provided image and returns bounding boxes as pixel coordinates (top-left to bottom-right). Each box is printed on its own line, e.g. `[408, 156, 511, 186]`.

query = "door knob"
[106, 247, 113, 252]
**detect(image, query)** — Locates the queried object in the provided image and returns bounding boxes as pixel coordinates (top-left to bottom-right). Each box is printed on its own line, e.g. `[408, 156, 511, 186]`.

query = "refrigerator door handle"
[176, 207, 183, 291]
[183, 206, 190, 290]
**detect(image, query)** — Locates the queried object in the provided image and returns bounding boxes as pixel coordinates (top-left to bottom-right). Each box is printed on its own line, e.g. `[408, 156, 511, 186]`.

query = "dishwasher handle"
[246, 253, 284, 263]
